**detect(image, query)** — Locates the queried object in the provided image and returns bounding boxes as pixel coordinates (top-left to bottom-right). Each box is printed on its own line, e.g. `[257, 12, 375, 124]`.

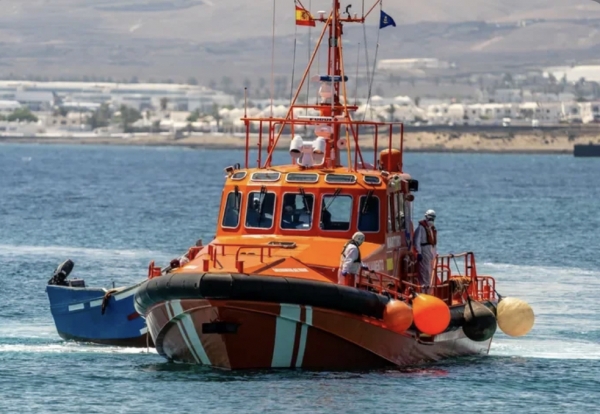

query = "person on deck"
[338, 232, 368, 287]
[414, 209, 437, 292]
[281, 203, 299, 229]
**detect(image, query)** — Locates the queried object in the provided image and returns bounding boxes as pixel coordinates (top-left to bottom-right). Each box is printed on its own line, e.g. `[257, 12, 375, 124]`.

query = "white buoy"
[496, 297, 535, 337]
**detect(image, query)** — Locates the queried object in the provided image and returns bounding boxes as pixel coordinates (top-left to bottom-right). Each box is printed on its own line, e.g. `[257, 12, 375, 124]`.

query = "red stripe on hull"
[145, 300, 491, 370]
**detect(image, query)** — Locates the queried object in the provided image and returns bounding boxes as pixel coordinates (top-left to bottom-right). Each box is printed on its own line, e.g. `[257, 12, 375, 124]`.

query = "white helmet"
[352, 231, 366, 246]
[425, 209, 436, 220]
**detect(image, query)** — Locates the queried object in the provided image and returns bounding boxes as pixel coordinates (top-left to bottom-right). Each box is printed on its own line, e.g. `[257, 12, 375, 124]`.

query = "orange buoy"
[383, 300, 413, 334]
[412, 294, 451, 335]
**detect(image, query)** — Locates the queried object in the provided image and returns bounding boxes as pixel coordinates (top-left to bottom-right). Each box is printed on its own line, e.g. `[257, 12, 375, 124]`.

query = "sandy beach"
[2, 127, 600, 154]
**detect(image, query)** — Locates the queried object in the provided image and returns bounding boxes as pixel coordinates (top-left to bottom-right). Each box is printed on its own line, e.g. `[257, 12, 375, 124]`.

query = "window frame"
[363, 175, 381, 185]
[357, 194, 380, 233]
[229, 171, 247, 181]
[278, 191, 316, 232]
[250, 172, 281, 182]
[324, 174, 357, 184]
[319, 193, 354, 232]
[243, 190, 277, 230]
[221, 190, 243, 229]
[285, 173, 319, 184]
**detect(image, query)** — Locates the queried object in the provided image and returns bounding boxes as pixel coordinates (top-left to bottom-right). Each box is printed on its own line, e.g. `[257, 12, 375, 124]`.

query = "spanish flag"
[296, 5, 315, 27]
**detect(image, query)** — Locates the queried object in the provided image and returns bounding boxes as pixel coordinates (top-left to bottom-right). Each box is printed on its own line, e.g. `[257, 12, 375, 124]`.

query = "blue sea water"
[0, 143, 599, 413]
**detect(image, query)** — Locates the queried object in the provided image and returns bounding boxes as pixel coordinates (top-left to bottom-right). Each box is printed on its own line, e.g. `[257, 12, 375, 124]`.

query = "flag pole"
[363, 0, 380, 19]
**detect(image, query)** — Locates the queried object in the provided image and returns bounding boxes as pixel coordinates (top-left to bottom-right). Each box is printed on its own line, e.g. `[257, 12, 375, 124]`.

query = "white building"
[0, 100, 21, 113]
[0, 80, 235, 113]
[377, 58, 450, 72]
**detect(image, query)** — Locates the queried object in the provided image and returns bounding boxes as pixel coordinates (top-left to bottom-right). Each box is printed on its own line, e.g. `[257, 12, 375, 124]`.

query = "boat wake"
[0, 323, 57, 340]
[0, 323, 155, 355]
[0, 244, 171, 262]
[0, 342, 156, 355]
[491, 338, 600, 360]
[479, 262, 600, 360]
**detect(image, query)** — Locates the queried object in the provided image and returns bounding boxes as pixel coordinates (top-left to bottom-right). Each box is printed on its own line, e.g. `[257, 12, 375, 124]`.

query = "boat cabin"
[218, 151, 416, 245]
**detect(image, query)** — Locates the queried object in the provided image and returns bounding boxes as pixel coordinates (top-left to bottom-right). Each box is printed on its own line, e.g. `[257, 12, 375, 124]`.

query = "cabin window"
[320, 194, 352, 231]
[245, 191, 276, 229]
[251, 172, 281, 182]
[230, 171, 247, 181]
[222, 191, 242, 228]
[280, 193, 314, 230]
[358, 194, 380, 232]
[286, 173, 319, 183]
[363, 175, 381, 185]
[325, 174, 357, 184]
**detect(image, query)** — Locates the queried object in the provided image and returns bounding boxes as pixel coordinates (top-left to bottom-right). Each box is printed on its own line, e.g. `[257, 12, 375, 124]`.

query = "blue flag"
[379, 10, 396, 29]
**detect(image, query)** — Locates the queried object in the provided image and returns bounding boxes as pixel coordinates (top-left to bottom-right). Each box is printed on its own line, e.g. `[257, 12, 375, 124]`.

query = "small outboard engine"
[47, 259, 75, 286]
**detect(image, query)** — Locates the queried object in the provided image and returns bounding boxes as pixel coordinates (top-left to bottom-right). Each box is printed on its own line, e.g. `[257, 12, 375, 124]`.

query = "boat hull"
[145, 299, 492, 370]
[46, 283, 152, 347]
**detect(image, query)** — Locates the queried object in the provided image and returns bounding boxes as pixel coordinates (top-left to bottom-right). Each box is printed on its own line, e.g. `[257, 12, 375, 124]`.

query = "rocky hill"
[2, 0, 600, 86]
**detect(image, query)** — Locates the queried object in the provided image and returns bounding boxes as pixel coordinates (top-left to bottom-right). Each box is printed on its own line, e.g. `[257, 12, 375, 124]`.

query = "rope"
[362, 0, 382, 122]
[270, 0, 277, 117]
[262, 13, 332, 167]
[338, 33, 353, 170]
[100, 290, 114, 315]
[354, 42, 360, 106]
[290, 22, 298, 105]
[145, 320, 150, 353]
[330, 4, 336, 115]
[306, 0, 312, 118]
[452, 255, 462, 277]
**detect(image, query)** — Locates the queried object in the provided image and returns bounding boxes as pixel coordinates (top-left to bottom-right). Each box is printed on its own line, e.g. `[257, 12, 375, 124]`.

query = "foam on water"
[0, 244, 171, 261]
[476, 262, 600, 361]
[0, 323, 57, 339]
[0, 342, 156, 355]
[491, 339, 600, 360]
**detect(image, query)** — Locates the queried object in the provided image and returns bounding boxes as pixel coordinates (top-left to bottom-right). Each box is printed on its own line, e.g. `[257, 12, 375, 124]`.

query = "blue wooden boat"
[46, 260, 152, 347]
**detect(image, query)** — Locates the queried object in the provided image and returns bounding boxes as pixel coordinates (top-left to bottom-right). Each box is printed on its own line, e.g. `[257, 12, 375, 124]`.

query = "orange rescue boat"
[134, 0, 534, 370]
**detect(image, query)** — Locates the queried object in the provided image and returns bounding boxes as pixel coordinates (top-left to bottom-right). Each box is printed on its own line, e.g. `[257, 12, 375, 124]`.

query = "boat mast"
[325, 0, 342, 166]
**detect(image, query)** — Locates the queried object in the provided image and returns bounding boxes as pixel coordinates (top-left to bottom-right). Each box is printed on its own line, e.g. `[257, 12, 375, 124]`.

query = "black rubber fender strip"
[134, 273, 390, 320]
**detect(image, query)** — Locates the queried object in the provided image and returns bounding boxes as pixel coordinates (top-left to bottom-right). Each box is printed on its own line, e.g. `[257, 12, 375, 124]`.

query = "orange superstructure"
[134, 0, 534, 370]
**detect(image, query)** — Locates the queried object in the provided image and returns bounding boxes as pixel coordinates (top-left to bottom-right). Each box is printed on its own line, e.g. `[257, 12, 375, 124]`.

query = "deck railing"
[240, 117, 404, 172]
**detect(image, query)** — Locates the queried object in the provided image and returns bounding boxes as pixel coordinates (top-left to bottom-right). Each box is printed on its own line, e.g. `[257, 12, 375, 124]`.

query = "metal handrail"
[240, 117, 403, 171]
[206, 243, 275, 266]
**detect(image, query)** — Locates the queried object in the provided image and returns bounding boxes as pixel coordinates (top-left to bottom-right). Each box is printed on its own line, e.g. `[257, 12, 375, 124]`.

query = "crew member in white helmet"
[338, 232, 368, 287]
[414, 209, 437, 292]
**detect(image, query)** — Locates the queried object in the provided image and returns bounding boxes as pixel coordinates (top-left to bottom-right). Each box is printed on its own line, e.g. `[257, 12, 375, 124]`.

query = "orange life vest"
[341, 240, 361, 263]
[418, 220, 437, 247]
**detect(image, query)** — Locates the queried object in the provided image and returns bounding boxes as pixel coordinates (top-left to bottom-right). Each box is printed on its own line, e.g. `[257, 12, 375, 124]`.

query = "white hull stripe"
[170, 300, 211, 366]
[68, 303, 84, 312]
[113, 288, 137, 301]
[295, 306, 312, 368]
[166, 302, 198, 363]
[272, 304, 302, 368]
[295, 324, 308, 368]
[70, 289, 138, 311]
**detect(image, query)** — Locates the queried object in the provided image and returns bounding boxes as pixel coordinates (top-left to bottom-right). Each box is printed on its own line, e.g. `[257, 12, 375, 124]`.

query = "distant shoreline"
[2, 128, 599, 155]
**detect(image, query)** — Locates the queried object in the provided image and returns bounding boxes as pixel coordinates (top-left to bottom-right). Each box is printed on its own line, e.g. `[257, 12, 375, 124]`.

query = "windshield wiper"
[361, 190, 374, 214]
[256, 185, 267, 227]
[299, 187, 311, 226]
[234, 185, 240, 210]
[325, 188, 342, 210]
